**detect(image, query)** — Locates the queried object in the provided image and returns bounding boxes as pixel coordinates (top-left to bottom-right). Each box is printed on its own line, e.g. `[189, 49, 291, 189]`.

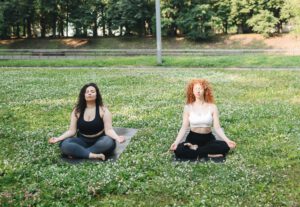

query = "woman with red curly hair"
[170, 79, 236, 160]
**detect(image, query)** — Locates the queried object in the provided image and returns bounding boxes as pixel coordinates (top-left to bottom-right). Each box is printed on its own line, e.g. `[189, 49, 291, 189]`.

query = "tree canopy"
[0, 0, 299, 40]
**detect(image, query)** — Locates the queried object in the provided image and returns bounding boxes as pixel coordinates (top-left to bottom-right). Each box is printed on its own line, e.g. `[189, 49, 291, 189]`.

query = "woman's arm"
[48, 110, 78, 144]
[103, 107, 125, 143]
[170, 105, 190, 151]
[212, 104, 236, 149]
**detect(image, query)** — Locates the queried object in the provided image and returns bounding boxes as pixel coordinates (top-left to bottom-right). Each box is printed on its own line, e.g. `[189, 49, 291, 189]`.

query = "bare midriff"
[190, 127, 212, 134]
[80, 129, 104, 138]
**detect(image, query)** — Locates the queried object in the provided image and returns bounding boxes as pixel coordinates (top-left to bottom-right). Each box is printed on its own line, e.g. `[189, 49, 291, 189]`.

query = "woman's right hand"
[169, 142, 178, 151]
[226, 140, 236, 149]
[117, 136, 126, 143]
[48, 137, 60, 144]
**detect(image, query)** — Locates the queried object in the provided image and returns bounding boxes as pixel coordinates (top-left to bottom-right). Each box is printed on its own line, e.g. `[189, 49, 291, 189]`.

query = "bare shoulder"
[184, 104, 191, 112]
[71, 108, 79, 119]
[209, 103, 218, 111]
[100, 106, 110, 117]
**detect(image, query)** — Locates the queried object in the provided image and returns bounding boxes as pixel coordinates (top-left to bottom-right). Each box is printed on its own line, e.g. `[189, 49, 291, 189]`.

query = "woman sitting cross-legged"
[170, 79, 236, 161]
[49, 83, 125, 160]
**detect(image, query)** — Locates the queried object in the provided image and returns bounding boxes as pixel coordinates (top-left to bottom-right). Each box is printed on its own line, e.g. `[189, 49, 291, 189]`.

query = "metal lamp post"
[155, 0, 162, 64]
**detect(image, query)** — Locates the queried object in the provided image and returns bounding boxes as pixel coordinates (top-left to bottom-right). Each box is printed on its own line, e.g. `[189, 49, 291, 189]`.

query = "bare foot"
[89, 153, 105, 160]
[184, 143, 198, 150]
[208, 154, 223, 158]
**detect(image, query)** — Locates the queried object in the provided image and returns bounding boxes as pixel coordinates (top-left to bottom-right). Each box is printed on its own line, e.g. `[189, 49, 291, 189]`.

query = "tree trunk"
[26, 18, 32, 38]
[124, 25, 130, 36]
[93, 16, 98, 37]
[119, 26, 122, 36]
[23, 18, 26, 37]
[101, 8, 105, 36]
[40, 16, 46, 38]
[16, 23, 20, 38]
[277, 22, 282, 33]
[59, 17, 64, 37]
[224, 21, 228, 34]
[237, 24, 243, 34]
[108, 22, 113, 36]
[173, 25, 177, 36]
[102, 24, 106, 36]
[74, 27, 80, 37]
[66, 0, 69, 37]
[149, 20, 153, 36]
[52, 15, 57, 37]
[143, 20, 147, 36]
[83, 27, 88, 37]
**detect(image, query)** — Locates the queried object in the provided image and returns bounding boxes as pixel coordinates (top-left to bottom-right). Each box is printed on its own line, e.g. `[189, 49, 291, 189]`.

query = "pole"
[155, 0, 162, 64]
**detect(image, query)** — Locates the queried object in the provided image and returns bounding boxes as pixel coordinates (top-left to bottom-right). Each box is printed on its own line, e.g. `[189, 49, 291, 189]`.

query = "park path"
[0, 66, 300, 70]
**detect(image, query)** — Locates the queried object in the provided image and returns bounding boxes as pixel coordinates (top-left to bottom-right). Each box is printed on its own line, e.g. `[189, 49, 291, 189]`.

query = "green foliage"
[0, 3, 5, 38]
[160, 0, 184, 36]
[247, 10, 279, 37]
[177, 3, 214, 41]
[0, 68, 299, 206]
[117, 0, 152, 36]
[282, 0, 300, 34]
[212, 0, 231, 33]
[68, 0, 95, 37]
[0, 0, 298, 39]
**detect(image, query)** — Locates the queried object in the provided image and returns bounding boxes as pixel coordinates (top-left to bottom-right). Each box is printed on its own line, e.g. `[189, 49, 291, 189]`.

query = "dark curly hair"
[74, 83, 103, 118]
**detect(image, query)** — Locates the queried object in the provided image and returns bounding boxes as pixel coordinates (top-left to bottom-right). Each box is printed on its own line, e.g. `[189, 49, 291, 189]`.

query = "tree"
[68, 0, 94, 37]
[247, 10, 279, 36]
[230, 0, 254, 34]
[160, 0, 184, 36]
[177, 1, 214, 41]
[119, 0, 152, 36]
[281, 0, 300, 34]
[212, 0, 231, 34]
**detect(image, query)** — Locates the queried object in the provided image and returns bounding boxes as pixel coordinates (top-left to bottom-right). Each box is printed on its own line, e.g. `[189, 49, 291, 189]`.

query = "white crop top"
[188, 104, 213, 128]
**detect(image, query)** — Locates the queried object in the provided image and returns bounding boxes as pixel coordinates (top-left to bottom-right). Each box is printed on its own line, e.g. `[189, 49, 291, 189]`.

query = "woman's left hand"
[117, 136, 126, 143]
[48, 137, 60, 144]
[226, 140, 236, 149]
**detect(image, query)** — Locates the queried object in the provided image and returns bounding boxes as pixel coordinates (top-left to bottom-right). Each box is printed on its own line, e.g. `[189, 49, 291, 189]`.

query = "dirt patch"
[264, 34, 300, 49]
[61, 39, 89, 47]
[226, 33, 300, 49]
[0, 39, 24, 45]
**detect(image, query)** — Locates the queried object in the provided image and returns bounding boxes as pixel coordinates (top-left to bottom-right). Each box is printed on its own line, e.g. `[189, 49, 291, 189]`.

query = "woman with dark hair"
[49, 83, 125, 160]
[170, 79, 236, 160]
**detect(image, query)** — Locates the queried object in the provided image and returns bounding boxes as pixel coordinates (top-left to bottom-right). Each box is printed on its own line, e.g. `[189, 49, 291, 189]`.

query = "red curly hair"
[186, 79, 215, 104]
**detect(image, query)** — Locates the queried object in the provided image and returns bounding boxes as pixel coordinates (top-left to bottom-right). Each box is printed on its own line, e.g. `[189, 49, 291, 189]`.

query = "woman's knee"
[174, 144, 198, 159]
[92, 136, 116, 154]
[59, 138, 77, 154]
[174, 144, 184, 157]
[59, 138, 72, 149]
[101, 136, 116, 148]
[216, 141, 230, 153]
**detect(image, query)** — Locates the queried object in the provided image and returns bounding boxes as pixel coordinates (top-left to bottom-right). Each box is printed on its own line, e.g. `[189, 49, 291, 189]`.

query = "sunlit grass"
[0, 68, 299, 206]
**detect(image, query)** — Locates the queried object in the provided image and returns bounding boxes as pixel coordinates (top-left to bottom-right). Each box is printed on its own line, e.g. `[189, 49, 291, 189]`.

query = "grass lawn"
[0, 67, 299, 206]
[1, 55, 300, 68]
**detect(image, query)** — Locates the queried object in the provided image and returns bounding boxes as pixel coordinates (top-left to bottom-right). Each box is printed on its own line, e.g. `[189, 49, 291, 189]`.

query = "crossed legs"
[60, 135, 116, 160]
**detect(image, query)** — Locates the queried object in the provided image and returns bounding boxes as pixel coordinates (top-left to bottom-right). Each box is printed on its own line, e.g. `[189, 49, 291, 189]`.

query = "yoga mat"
[61, 127, 138, 164]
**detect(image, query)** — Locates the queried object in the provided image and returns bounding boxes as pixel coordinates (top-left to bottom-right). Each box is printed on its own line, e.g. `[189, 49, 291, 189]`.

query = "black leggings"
[59, 134, 116, 159]
[174, 131, 230, 160]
